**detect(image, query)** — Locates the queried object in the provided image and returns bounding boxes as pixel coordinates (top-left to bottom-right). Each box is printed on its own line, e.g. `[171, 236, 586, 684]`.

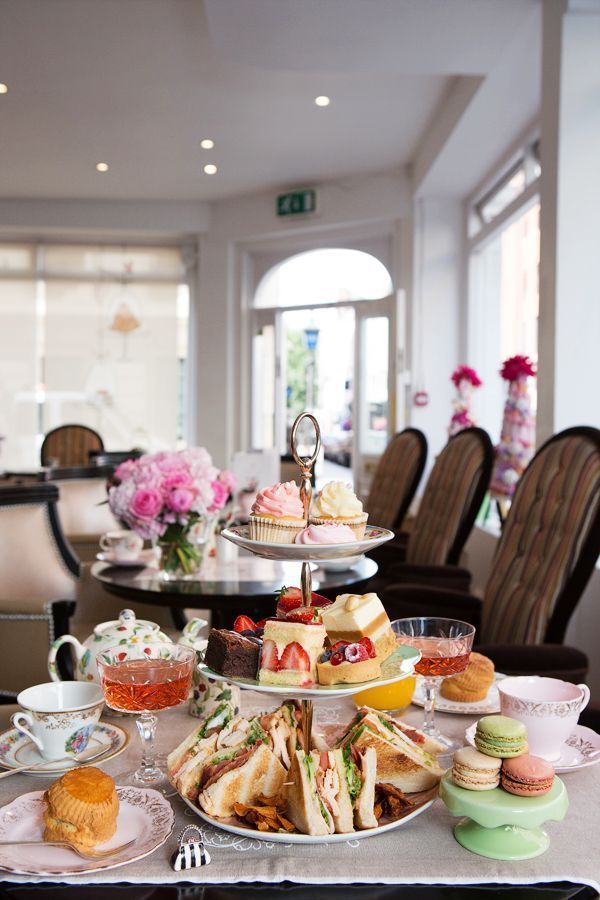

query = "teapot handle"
[182, 617, 209, 639]
[47, 635, 85, 682]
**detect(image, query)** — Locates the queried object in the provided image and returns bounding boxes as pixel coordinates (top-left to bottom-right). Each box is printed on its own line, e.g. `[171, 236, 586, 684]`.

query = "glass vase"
[158, 524, 205, 581]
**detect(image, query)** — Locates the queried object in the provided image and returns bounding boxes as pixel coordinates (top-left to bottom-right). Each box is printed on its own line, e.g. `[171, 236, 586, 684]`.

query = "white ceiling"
[0, 0, 539, 203]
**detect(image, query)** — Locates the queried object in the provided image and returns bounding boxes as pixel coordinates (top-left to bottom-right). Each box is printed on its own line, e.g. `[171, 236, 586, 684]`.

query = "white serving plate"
[411, 673, 505, 716]
[220, 524, 393, 561]
[0, 722, 129, 776]
[182, 790, 436, 845]
[198, 644, 421, 700]
[0, 787, 174, 875]
[316, 555, 364, 572]
[464, 722, 600, 774]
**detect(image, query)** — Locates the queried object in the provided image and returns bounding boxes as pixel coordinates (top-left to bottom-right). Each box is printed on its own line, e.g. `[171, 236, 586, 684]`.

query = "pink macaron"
[501, 754, 555, 797]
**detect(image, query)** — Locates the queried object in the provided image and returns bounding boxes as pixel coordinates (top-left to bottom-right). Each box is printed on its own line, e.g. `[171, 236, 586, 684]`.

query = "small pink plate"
[0, 787, 174, 875]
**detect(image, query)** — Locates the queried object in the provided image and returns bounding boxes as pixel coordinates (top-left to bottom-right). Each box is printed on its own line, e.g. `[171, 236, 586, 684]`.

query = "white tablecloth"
[1, 693, 599, 889]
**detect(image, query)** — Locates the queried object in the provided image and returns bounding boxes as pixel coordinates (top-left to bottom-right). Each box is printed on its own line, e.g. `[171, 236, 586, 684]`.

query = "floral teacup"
[11, 682, 104, 761]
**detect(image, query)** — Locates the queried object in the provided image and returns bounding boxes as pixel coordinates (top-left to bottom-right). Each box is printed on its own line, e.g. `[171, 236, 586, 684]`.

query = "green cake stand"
[440, 771, 569, 860]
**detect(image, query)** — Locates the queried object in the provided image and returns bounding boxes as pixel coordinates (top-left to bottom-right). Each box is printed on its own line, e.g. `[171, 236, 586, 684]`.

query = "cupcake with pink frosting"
[310, 481, 368, 539]
[249, 481, 307, 544]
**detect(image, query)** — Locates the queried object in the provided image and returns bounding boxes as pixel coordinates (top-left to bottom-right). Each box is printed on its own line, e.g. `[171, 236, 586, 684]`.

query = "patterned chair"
[41, 424, 104, 467]
[0, 484, 79, 697]
[372, 427, 493, 589]
[382, 426, 600, 681]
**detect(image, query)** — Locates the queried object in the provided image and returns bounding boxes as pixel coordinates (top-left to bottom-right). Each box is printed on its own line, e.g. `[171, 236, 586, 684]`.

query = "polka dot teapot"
[47, 609, 171, 683]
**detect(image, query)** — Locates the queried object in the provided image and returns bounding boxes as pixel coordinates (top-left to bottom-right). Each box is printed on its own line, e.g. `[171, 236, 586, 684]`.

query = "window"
[0, 242, 190, 468]
[469, 138, 541, 238]
[254, 248, 393, 308]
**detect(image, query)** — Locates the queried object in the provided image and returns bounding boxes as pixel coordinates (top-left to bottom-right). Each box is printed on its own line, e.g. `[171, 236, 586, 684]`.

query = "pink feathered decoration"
[451, 365, 482, 388]
[500, 355, 536, 381]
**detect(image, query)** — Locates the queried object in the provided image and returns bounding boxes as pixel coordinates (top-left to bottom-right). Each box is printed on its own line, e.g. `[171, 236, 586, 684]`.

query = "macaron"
[452, 746, 501, 791]
[474, 715, 528, 758]
[501, 754, 555, 797]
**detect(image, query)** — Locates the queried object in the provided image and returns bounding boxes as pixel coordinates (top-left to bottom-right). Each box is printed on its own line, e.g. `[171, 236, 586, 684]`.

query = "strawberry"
[261, 640, 279, 671]
[286, 607, 317, 625]
[233, 615, 256, 634]
[279, 641, 310, 671]
[255, 619, 268, 629]
[275, 586, 333, 617]
[360, 637, 376, 659]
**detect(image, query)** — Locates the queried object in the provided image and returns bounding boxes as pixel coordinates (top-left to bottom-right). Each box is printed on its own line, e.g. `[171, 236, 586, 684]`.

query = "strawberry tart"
[258, 619, 326, 686]
[317, 637, 381, 685]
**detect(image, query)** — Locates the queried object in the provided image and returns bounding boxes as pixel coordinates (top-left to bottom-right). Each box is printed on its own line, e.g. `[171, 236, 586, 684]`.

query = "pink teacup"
[498, 675, 590, 761]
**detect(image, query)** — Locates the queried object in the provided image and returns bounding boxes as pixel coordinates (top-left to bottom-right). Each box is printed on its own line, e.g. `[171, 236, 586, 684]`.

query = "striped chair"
[382, 426, 600, 680]
[365, 428, 427, 530]
[372, 427, 493, 589]
[41, 424, 104, 467]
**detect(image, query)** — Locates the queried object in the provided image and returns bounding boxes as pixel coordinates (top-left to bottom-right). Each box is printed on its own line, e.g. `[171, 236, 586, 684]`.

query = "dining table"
[0, 691, 598, 897]
[91, 553, 378, 629]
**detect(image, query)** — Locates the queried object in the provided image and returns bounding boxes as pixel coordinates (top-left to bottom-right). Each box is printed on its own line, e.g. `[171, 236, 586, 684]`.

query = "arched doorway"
[251, 247, 395, 494]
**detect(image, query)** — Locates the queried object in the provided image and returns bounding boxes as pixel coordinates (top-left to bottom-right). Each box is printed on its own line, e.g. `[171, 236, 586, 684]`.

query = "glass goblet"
[97, 642, 195, 786]
[391, 617, 475, 752]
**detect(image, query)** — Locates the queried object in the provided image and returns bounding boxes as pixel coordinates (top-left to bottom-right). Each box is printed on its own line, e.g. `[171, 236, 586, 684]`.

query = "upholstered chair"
[48, 465, 119, 562]
[40, 424, 104, 467]
[382, 426, 600, 680]
[0, 484, 79, 697]
[365, 428, 427, 531]
[372, 427, 493, 589]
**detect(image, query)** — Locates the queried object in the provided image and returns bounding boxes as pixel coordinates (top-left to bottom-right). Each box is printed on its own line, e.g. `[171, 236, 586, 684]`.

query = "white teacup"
[11, 682, 104, 761]
[100, 529, 143, 560]
[498, 675, 590, 762]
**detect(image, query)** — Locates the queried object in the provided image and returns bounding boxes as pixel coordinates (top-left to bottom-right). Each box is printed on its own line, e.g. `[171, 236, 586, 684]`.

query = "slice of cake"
[319, 593, 397, 662]
[317, 637, 381, 685]
[204, 629, 261, 679]
[258, 619, 326, 686]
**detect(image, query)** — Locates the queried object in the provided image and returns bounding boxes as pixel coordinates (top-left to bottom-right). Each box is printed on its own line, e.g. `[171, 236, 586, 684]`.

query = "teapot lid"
[94, 609, 162, 636]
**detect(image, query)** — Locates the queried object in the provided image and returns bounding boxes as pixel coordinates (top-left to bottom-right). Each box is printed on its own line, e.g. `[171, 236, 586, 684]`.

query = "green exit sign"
[277, 189, 317, 217]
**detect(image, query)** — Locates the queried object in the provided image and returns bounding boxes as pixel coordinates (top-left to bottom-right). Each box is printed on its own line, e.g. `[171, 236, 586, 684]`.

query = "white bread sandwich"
[284, 747, 378, 835]
[167, 702, 238, 800]
[198, 741, 286, 818]
[336, 711, 444, 793]
[344, 706, 446, 756]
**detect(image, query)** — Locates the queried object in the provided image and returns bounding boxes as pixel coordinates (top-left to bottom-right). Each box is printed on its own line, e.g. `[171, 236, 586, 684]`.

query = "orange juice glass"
[353, 675, 416, 712]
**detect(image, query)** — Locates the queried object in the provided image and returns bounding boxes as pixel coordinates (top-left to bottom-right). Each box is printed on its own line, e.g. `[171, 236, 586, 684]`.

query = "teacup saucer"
[0, 722, 129, 775]
[464, 722, 600, 773]
[96, 549, 157, 568]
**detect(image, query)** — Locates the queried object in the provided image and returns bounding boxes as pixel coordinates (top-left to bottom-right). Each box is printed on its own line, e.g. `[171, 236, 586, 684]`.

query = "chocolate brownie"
[204, 629, 260, 679]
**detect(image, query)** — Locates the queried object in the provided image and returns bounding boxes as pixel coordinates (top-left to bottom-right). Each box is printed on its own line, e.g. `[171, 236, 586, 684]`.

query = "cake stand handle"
[290, 412, 321, 607]
[301, 698, 314, 751]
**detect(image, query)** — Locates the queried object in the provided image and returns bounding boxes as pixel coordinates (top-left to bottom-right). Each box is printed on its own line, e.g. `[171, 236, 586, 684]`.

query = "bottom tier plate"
[181, 790, 437, 845]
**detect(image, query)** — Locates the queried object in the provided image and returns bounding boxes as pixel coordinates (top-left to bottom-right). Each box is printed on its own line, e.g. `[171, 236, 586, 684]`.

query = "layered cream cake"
[258, 619, 326, 686]
[319, 593, 397, 661]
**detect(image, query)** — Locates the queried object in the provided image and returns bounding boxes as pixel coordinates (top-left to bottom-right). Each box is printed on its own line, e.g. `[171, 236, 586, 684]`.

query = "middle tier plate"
[197, 644, 420, 700]
[220, 524, 394, 561]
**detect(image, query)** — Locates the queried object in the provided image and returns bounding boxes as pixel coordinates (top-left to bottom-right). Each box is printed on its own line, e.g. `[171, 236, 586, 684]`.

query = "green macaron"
[474, 715, 528, 758]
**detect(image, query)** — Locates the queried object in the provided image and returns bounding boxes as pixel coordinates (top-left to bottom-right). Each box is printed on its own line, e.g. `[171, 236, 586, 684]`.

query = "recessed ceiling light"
[95, 162, 109, 172]
[200, 139, 214, 150]
[314, 95, 330, 107]
[0, 84, 8, 94]
[203, 164, 217, 175]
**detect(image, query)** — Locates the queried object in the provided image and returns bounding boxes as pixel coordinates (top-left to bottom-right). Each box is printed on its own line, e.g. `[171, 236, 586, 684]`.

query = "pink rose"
[218, 469, 236, 494]
[130, 488, 163, 520]
[209, 479, 228, 511]
[162, 471, 193, 491]
[154, 452, 186, 474]
[167, 487, 196, 514]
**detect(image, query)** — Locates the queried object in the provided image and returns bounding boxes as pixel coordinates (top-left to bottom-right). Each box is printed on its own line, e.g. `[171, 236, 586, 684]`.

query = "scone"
[440, 652, 494, 702]
[43, 767, 119, 849]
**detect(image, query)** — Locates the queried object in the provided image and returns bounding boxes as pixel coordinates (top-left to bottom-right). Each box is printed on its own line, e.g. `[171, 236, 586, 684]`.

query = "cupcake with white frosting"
[310, 481, 368, 539]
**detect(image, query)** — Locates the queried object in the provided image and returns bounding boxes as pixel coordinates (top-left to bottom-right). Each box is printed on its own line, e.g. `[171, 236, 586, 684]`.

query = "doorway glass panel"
[358, 316, 390, 457]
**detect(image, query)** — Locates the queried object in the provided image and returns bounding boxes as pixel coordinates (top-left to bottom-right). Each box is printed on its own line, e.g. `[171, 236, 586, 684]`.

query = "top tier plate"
[221, 524, 394, 562]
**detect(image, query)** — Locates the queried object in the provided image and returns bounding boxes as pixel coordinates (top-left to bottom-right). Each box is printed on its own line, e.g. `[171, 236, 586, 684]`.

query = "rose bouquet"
[108, 449, 235, 578]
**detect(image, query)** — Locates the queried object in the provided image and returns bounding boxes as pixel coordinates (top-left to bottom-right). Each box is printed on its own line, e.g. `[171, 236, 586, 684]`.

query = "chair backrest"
[41, 424, 104, 467]
[0, 484, 79, 695]
[364, 429, 427, 531]
[406, 427, 493, 566]
[481, 426, 600, 645]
